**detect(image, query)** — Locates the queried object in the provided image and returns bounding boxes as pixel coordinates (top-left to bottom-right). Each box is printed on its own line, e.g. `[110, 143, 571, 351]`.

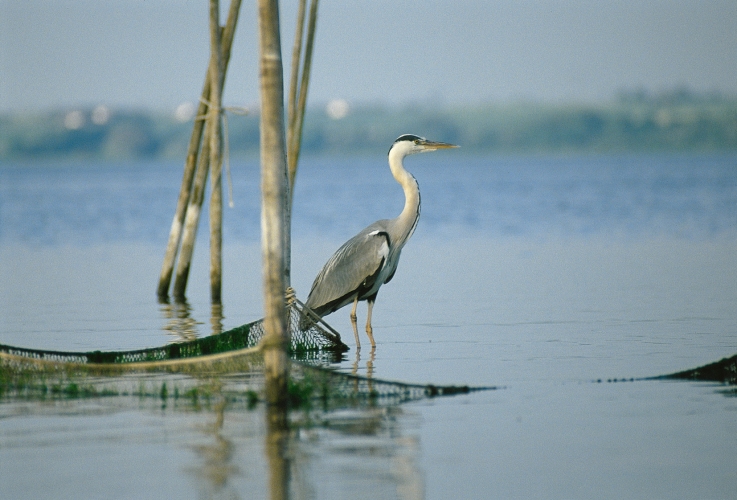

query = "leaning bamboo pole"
[173, 133, 211, 300]
[208, 0, 224, 304]
[258, 0, 290, 405]
[283, 0, 319, 286]
[157, 110, 205, 300]
[157, 0, 242, 301]
[286, 0, 307, 168]
[287, 0, 319, 193]
[282, 0, 306, 289]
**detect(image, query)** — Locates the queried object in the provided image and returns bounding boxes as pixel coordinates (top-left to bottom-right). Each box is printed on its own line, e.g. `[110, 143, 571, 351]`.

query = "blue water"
[1, 153, 736, 499]
[2, 153, 735, 245]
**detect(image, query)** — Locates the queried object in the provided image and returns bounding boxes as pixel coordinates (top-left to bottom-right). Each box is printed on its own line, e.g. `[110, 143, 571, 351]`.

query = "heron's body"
[303, 134, 457, 348]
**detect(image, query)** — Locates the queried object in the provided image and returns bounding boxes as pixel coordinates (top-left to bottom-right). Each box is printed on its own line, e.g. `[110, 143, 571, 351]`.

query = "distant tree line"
[2, 91, 736, 160]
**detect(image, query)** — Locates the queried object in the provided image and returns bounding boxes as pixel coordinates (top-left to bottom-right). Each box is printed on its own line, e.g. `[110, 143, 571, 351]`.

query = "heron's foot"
[366, 324, 376, 349]
[350, 314, 361, 349]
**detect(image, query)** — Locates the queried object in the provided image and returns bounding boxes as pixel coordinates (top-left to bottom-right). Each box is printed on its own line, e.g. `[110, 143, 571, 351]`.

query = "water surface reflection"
[1, 154, 736, 498]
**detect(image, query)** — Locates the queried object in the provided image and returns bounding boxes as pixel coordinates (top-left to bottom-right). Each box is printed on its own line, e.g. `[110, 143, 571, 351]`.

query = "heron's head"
[388, 134, 459, 157]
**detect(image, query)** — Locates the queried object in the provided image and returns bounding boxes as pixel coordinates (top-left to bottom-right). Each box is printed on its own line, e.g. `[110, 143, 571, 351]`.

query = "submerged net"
[0, 351, 482, 409]
[0, 295, 486, 406]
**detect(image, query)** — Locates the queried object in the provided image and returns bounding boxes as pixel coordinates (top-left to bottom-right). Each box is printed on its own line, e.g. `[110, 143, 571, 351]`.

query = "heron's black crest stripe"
[389, 134, 425, 154]
[394, 134, 423, 143]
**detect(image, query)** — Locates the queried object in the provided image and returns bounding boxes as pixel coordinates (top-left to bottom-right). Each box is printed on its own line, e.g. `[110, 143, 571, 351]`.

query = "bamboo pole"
[286, 0, 307, 166]
[173, 134, 211, 300]
[156, 120, 204, 300]
[258, 0, 289, 406]
[282, 0, 305, 290]
[208, 0, 224, 304]
[283, 0, 319, 286]
[287, 0, 319, 193]
[157, 0, 242, 300]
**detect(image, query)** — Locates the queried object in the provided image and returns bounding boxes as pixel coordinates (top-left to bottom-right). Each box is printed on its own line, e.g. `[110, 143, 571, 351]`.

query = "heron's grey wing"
[383, 248, 401, 284]
[305, 228, 390, 315]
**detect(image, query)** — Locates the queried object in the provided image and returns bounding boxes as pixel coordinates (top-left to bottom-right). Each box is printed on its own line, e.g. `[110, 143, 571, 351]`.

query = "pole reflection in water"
[291, 405, 424, 499]
[266, 403, 291, 500]
[160, 298, 201, 342]
[159, 298, 227, 341]
[210, 302, 224, 335]
[178, 387, 425, 498]
[190, 401, 241, 498]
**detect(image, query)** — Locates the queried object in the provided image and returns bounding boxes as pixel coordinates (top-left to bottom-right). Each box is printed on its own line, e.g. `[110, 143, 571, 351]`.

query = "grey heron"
[302, 134, 458, 348]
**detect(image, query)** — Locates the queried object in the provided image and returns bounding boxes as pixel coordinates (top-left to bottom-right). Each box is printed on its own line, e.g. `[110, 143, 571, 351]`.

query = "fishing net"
[659, 354, 737, 385]
[0, 293, 485, 407]
[0, 294, 346, 366]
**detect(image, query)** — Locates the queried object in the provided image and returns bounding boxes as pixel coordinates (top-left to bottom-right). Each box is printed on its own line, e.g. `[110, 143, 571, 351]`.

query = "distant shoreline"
[3, 93, 736, 160]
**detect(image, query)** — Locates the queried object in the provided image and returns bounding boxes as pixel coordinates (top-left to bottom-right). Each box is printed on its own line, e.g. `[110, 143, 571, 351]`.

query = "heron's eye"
[413, 140, 420, 145]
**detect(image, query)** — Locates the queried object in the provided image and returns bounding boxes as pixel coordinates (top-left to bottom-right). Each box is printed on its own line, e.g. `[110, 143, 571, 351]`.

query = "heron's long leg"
[350, 295, 361, 349]
[365, 299, 376, 348]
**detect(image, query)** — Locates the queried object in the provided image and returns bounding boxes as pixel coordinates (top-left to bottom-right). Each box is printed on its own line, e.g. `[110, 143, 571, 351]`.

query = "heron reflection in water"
[302, 134, 458, 349]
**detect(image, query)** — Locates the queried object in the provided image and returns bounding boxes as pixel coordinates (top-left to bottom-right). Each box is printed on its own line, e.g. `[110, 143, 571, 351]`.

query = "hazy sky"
[1, 0, 735, 113]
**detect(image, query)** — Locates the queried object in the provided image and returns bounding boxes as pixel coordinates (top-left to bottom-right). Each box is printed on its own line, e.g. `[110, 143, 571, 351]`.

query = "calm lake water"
[1, 153, 736, 499]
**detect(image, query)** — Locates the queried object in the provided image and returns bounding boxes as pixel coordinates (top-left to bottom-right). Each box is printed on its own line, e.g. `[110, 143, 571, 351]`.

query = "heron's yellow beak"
[419, 140, 459, 150]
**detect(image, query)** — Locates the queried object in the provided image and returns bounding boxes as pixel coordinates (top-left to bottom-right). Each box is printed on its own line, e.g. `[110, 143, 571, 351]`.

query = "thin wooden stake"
[282, 0, 305, 289]
[287, 0, 319, 193]
[283, 0, 319, 287]
[286, 0, 307, 166]
[157, 0, 242, 300]
[156, 129, 202, 300]
[173, 135, 211, 300]
[258, 0, 289, 406]
[209, 0, 224, 304]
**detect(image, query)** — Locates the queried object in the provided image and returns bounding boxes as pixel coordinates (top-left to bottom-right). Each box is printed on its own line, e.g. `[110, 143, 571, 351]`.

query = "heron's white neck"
[388, 148, 421, 247]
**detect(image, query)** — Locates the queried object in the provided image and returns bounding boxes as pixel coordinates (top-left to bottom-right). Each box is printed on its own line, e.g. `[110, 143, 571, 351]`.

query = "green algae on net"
[0, 300, 348, 366]
[0, 300, 343, 402]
